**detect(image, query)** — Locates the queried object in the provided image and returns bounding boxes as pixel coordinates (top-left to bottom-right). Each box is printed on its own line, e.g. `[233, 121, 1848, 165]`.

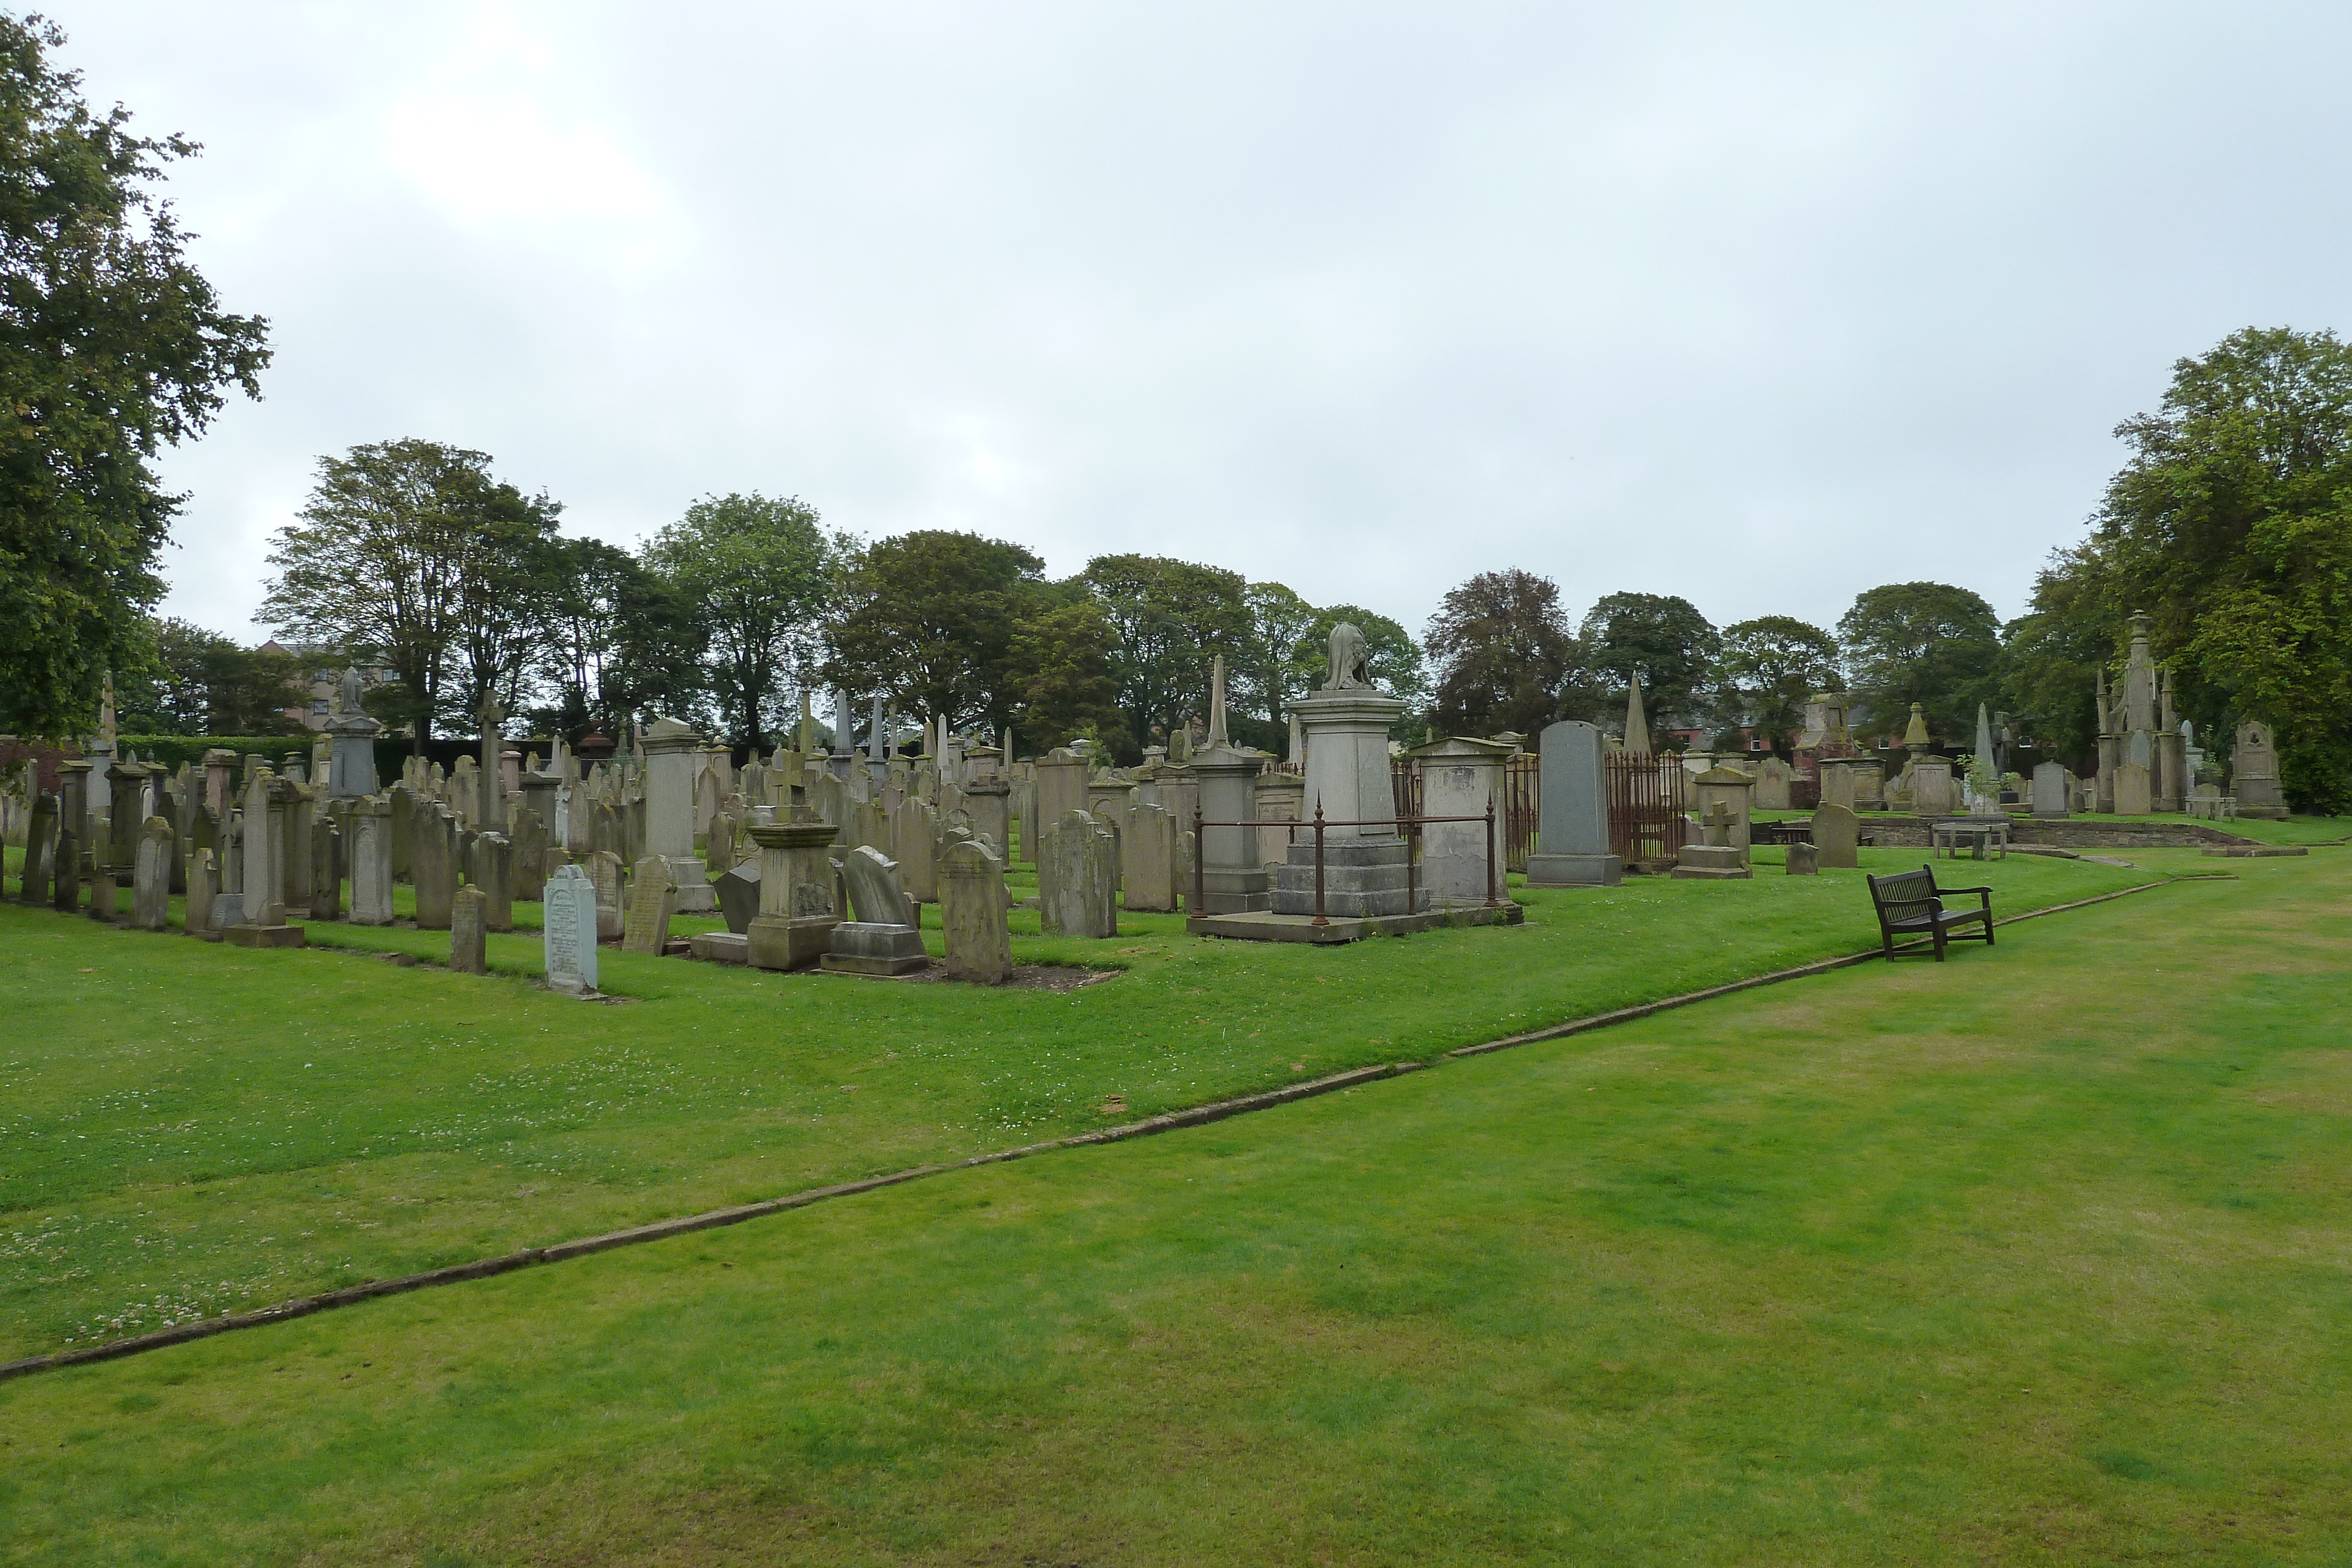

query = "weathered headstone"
[186, 848, 220, 938]
[2114, 760, 2153, 817]
[1753, 755, 1794, 811]
[470, 831, 514, 932]
[940, 838, 1011, 983]
[1041, 808, 1118, 938]
[19, 791, 55, 905]
[1690, 765, 1756, 857]
[412, 805, 458, 930]
[821, 844, 928, 975]
[744, 815, 840, 971]
[350, 799, 395, 925]
[2031, 760, 2070, 820]
[622, 857, 677, 954]
[1122, 800, 1181, 912]
[1785, 841, 1819, 875]
[541, 862, 599, 995]
[1408, 735, 1514, 906]
[309, 813, 342, 921]
[132, 817, 174, 930]
[450, 885, 488, 973]
[1812, 803, 1860, 869]
[2230, 719, 2288, 820]
[716, 859, 761, 935]
[586, 849, 625, 942]
[641, 716, 718, 911]
[1525, 720, 1622, 887]
[893, 797, 940, 902]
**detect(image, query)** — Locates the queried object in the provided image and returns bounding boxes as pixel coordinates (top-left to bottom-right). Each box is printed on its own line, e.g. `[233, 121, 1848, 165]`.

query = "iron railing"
[1193, 803, 1502, 928]
[1605, 751, 1688, 866]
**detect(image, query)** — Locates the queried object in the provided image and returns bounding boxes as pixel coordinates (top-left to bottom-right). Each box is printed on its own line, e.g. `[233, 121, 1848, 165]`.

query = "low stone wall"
[1847, 815, 2259, 850]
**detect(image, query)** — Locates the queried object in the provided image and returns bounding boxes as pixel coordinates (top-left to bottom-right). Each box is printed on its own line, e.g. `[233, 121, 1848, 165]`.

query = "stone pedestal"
[1406, 735, 1512, 907]
[821, 922, 928, 975]
[962, 780, 1010, 860]
[642, 716, 718, 911]
[1272, 836, 1430, 918]
[1034, 749, 1091, 838]
[745, 818, 841, 972]
[326, 713, 382, 798]
[1524, 720, 1622, 888]
[1188, 744, 1271, 914]
[1672, 844, 1751, 880]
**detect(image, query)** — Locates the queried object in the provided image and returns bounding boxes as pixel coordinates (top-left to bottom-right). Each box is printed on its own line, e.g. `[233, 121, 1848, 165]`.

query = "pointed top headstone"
[1207, 654, 1230, 747]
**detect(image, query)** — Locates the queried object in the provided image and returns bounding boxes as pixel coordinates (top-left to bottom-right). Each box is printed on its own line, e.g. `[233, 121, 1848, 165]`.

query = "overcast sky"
[47, 2, 2352, 646]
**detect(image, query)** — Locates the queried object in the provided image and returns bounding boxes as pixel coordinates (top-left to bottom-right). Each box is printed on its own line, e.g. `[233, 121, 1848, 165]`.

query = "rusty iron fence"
[1606, 750, 1687, 867]
[1194, 804, 1503, 927]
[1502, 753, 1538, 871]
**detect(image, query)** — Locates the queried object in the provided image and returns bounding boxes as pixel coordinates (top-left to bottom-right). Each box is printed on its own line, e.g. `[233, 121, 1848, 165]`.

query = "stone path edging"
[0, 875, 2184, 1384]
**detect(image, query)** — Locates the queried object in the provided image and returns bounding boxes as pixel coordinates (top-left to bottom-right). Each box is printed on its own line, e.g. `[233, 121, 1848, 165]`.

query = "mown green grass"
[1, 851, 2345, 1563]
[0, 848, 2161, 1363]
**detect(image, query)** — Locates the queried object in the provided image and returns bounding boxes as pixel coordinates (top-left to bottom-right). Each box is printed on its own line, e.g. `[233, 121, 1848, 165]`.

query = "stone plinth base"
[1271, 837, 1431, 918]
[690, 932, 749, 964]
[821, 921, 929, 975]
[222, 923, 306, 948]
[1672, 845, 1750, 880]
[1195, 865, 1272, 915]
[1524, 851, 1623, 888]
[1187, 904, 1522, 945]
[664, 857, 718, 913]
[747, 914, 836, 972]
[2202, 845, 2308, 857]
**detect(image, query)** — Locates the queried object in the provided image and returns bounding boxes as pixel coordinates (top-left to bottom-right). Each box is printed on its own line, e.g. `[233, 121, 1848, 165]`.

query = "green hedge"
[115, 735, 316, 773]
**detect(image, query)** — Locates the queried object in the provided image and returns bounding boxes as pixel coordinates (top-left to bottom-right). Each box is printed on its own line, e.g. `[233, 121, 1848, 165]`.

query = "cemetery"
[8, 10, 2352, 1559]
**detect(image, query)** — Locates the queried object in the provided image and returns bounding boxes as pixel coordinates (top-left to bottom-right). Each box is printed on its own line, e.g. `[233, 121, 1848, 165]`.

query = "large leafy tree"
[1836, 581, 1999, 743]
[535, 537, 700, 741]
[0, 16, 269, 738]
[261, 441, 557, 750]
[826, 530, 1046, 735]
[1298, 602, 1426, 743]
[642, 492, 842, 750]
[1711, 616, 1842, 753]
[114, 617, 305, 735]
[1236, 581, 1320, 731]
[1426, 570, 1574, 738]
[1080, 554, 1251, 749]
[1004, 586, 1131, 757]
[1571, 592, 1720, 734]
[2024, 327, 2352, 809]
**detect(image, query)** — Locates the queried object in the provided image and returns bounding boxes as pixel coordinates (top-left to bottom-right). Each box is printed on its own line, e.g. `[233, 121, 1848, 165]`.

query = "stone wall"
[1845, 815, 2260, 850]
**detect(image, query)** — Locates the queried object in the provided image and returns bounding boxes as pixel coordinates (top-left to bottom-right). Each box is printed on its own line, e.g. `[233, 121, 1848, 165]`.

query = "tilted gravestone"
[585, 850, 625, 942]
[470, 832, 514, 932]
[940, 838, 1012, 984]
[716, 860, 761, 935]
[542, 863, 600, 995]
[821, 845, 928, 975]
[1785, 841, 1819, 875]
[622, 857, 677, 955]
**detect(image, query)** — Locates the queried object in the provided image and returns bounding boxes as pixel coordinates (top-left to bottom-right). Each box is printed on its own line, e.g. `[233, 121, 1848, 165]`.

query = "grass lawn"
[0, 844, 2167, 1365]
[0, 850, 2346, 1562]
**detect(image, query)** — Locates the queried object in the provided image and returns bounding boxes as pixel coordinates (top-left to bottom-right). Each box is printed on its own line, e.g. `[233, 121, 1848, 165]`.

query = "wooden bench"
[1866, 864, 1994, 960]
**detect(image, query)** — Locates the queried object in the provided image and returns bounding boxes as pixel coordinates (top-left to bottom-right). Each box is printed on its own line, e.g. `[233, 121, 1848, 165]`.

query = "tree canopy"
[1081, 554, 1251, 753]
[826, 530, 1047, 736]
[0, 16, 269, 738]
[1572, 592, 1720, 733]
[1712, 616, 1842, 752]
[1838, 581, 1999, 743]
[1425, 569, 1576, 738]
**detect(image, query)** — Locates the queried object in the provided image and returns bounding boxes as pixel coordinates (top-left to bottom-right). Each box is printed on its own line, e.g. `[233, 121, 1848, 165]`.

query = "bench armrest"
[1936, 885, 1994, 896]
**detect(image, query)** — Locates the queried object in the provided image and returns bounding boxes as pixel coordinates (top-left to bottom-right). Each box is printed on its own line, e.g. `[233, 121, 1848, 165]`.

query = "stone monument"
[1271, 627, 1425, 917]
[2230, 719, 2288, 820]
[1525, 720, 1622, 888]
[641, 716, 719, 912]
[822, 845, 929, 975]
[1406, 734, 1513, 907]
[745, 811, 842, 972]
[542, 862, 600, 995]
[325, 667, 383, 798]
[940, 838, 1013, 984]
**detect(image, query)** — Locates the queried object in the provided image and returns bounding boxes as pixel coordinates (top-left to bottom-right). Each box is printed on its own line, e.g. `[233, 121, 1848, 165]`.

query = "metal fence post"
[1192, 807, 1205, 916]
[1311, 804, 1327, 928]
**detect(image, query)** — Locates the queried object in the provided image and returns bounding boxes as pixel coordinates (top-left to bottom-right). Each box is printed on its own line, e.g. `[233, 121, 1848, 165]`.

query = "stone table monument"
[745, 809, 844, 971]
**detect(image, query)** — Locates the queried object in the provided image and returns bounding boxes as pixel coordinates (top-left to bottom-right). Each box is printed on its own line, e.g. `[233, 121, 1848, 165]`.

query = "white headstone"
[542, 862, 599, 995]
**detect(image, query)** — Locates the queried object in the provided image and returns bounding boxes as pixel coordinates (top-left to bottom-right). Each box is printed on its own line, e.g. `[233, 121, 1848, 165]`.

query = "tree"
[1711, 616, 1842, 753]
[1080, 554, 1251, 750]
[0, 16, 269, 738]
[1425, 570, 1574, 738]
[825, 530, 1045, 735]
[1572, 592, 1720, 734]
[1836, 582, 2000, 743]
[1004, 589, 1131, 757]
[114, 617, 304, 734]
[260, 441, 556, 750]
[2026, 326, 2352, 810]
[535, 537, 699, 740]
[1236, 581, 1320, 731]
[643, 493, 842, 750]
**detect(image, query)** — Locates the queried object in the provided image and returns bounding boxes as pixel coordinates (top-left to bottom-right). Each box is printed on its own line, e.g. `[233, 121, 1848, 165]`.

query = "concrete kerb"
[0, 875, 2194, 1383]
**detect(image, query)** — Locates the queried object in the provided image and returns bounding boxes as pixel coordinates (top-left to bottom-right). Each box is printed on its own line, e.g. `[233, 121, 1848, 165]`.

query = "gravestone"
[622, 857, 677, 955]
[1409, 735, 1514, 906]
[894, 797, 939, 902]
[542, 863, 600, 995]
[309, 814, 341, 922]
[586, 850, 626, 942]
[1041, 808, 1119, 938]
[2032, 760, 2071, 820]
[510, 804, 548, 902]
[821, 844, 929, 975]
[1034, 748, 1091, 838]
[940, 838, 1011, 982]
[20, 791, 55, 905]
[1690, 765, 1756, 857]
[1753, 755, 1794, 811]
[450, 885, 488, 974]
[1812, 803, 1860, 869]
[2114, 760, 2152, 817]
[470, 832, 514, 932]
[1910, 757, 1956, 818]
[1122, 800, 1181, 912]
[745, 815, 841, 972]
[186, 848, 219, 938]
[1672, 801, 1751, 880]
[52, 826, 79, 914]
[350, 799, 395, 925]
[89, 867, 120, 923]
[387, 784, 415, 880]
[1525, 720, 1622, 887]
[132, 817, 174, 930]
[641, 717, 717, 911]
[2230, 720, 2288, 820]
[1785, 841, 1819, 875]
[716, 860, 761, 934]
[412, 805, 458, 930]
[325, 667, 382, 797]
